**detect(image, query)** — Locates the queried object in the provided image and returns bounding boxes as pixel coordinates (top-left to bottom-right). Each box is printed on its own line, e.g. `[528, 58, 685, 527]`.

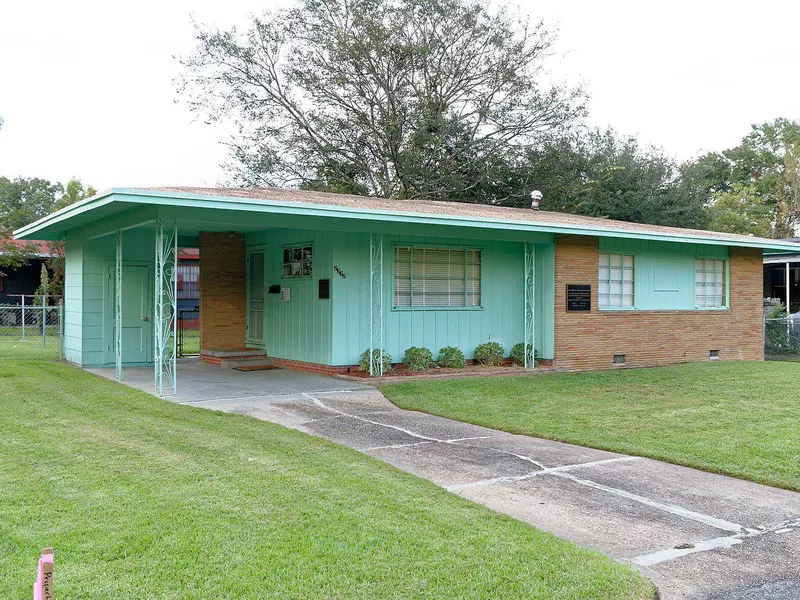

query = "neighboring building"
[177, 248, 199, 313]
[0, 240, 54, 305]
[763, 238, 800, 315]
[14, 187, 800, 395]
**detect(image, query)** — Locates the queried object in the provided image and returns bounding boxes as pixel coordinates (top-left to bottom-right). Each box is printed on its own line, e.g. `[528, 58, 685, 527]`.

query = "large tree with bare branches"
[178, 0, 586, 200]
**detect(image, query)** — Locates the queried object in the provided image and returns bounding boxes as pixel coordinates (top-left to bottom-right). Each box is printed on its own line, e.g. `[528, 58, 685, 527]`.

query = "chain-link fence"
[764, 317, 800, 362]
[178, 308, 200, 357]
[0, 296, 63, 361]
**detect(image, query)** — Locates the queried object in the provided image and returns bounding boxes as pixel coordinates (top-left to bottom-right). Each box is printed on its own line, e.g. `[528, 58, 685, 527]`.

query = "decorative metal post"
[523, 242, 536, 368]
[115, 230, 123, 380]
[369, 233, 384, 376]
[154, 219, 178, 396]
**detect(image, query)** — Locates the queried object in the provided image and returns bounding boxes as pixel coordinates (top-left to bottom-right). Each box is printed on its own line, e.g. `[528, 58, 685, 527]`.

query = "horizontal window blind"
[394, 246, 481, 308]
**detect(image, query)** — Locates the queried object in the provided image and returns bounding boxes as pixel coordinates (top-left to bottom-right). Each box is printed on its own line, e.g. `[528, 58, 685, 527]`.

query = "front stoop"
[200, 348, 271, 368]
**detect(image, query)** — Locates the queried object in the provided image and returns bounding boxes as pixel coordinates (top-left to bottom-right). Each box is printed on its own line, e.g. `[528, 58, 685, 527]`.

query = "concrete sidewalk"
[94, 363, 800, 599]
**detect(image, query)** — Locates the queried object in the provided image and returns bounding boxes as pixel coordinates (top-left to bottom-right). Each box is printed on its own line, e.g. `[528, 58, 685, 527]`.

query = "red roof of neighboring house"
[2, 238, 54, 258]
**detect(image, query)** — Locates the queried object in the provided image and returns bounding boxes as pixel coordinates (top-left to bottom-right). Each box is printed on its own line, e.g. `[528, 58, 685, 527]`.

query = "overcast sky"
[1, 0, 798, 191]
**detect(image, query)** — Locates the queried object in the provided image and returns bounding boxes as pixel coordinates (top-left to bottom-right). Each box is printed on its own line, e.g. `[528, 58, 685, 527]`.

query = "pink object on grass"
[33, 549, 54, 600]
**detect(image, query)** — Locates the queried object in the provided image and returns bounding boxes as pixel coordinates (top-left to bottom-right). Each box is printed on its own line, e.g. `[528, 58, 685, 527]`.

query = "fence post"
[21, 295, 26, 340]
[42, 295, 46, 350]
[58, 300, 64, 361]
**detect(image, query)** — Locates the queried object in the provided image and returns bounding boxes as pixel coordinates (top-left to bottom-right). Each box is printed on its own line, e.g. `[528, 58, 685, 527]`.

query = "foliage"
[437, 346, 466, 368]
[402, 346, 433, 372]
[688, 119, 800, 237]
[382, 362, 800, 491]
[0, 176, 95, 232]
[509, 343, 538, 366]
[765, 301, 788, 319]
[0, 229, 36, 276]
[474, 341, 504, 366]
[358, 348, 393, 373]
[179, 0, 586, 199]
[0, 360, 654, 598]
[706, 183, 772, 237]
[34, 263, 50, 306]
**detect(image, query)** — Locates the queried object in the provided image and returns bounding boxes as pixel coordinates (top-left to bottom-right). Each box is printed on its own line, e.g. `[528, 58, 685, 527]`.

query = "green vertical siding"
[599, 238, 728, 310]
[246, 229, 333, 365]
[330, 233, 554, 366]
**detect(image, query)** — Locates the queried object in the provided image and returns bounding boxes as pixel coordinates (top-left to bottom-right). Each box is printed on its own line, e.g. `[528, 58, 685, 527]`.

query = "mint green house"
[15, 187, 800, 395]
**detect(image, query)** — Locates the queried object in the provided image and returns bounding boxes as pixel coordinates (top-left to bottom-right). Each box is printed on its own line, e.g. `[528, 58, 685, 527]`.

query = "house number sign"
[334, 265, 346, 279]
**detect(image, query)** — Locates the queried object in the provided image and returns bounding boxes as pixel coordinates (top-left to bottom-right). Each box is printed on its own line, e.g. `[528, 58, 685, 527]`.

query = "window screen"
[695, 259, 726, 308]
[282, 245, 313, 278]
[394, 246, 481, 308]
[599, 254, 634, 308]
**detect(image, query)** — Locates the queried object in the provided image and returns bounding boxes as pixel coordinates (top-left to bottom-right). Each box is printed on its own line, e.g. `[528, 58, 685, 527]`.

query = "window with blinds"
[394, 246, 481, 308]
[695, 259, 726, 308]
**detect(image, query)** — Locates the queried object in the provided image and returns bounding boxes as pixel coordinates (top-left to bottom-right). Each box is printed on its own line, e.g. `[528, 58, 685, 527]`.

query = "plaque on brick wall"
[566, 284, 591, 311]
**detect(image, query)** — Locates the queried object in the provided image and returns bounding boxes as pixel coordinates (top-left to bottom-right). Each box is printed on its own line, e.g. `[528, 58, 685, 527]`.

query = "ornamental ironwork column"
[115, 229, 123, 380]
[154, 218, 178, 396]
[369, 233, 384, 376]
[523, 242, 536, 369]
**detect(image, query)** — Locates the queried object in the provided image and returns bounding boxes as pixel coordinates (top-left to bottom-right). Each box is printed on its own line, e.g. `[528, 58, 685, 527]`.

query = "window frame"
[598, 253, 635, 310]
[281, 243, 314, 279]
[694, 257, 729, 309]
[392, 243, 483, 311]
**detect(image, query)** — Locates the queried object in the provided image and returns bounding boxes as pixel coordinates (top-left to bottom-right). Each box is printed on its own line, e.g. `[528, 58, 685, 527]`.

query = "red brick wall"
[553, 234, 763, 370]
[199, 232, 246, 350]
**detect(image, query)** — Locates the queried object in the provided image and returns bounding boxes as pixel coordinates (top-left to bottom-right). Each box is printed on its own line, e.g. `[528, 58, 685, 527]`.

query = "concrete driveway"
[96, 361, 800, 599]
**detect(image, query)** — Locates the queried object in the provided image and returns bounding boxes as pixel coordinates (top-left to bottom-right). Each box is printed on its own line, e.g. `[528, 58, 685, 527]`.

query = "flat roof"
[14, 186, 800, 254]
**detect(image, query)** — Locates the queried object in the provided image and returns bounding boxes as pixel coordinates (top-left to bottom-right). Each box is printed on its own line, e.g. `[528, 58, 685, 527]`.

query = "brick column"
[199, 232, 246, 350]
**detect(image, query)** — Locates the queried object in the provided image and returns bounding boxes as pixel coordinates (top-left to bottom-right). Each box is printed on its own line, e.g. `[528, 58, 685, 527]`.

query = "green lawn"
[0, 334, 59, 361]
[0, 360, 653, 599]
[382, 361, 800, 492]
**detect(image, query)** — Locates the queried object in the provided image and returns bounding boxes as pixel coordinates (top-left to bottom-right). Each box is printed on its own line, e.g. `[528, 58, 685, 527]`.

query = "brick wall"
[553, 234, 763, 370]
[199, 232, 246, 350]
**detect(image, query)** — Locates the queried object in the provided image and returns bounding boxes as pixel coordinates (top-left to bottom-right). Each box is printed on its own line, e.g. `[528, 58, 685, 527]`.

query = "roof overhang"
[14, 187, 800, 255]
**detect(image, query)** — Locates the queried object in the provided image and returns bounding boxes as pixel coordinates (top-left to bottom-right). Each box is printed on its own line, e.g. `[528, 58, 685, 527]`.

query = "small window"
[613, 354, 626, 365]
[695, 259, 726, 308]
[283, 244, 313, 278]
[599, 254, 634, 308]
[709, 349, 720, 359]
[394, 246, 481, 308]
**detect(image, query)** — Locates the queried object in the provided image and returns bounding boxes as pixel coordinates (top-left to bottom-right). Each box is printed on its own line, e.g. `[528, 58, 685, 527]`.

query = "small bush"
[474, 341, 504, 366]
[510, 343, 538, 366]
[357, 349, 393, 374]
[437, 346, 466, 368]
[403, 346, 433, 371]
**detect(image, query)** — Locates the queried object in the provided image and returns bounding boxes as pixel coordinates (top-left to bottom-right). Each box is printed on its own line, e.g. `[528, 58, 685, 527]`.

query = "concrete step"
[221, 357, 276, 369]
[201, 348, 267, 359]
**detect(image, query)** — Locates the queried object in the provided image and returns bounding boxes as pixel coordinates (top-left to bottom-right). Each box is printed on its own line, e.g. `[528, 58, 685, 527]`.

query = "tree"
[178, 0, 586, 199]
[0, 177, 95, 289]
[684, 119, 800, 237]
[706, 183, 772, 237]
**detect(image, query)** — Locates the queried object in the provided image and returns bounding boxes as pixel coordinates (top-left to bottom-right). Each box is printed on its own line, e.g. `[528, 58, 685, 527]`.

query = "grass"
[0, 360, 653, 599]
[0, 334, 59, 361]
[381, 361, 800, 492]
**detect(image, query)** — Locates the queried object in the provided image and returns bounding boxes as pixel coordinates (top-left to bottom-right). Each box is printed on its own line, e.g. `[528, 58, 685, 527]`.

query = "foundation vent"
[613, 354, 626, 365]
[709, 349, 720, 360]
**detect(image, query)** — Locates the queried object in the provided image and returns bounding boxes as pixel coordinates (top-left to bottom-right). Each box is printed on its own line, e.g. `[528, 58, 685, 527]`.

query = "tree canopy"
[179, 0, 586, 199]
[0, 177, 95, 278]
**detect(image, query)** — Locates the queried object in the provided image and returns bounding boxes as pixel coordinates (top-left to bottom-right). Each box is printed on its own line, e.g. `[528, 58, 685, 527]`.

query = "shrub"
[437, 346, 466, 368]
[403, 346, 433, 371]
[357, 349, 393, 374]
[510, 343, 538, 366]
[474, 341, 504, 366]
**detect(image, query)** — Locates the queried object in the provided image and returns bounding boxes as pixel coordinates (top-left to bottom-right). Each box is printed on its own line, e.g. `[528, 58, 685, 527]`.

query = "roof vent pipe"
[530, 190, 543, 210]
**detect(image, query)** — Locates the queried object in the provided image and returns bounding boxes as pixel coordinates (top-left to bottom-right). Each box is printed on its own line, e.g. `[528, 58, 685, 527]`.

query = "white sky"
[1, 0, 798, 191]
